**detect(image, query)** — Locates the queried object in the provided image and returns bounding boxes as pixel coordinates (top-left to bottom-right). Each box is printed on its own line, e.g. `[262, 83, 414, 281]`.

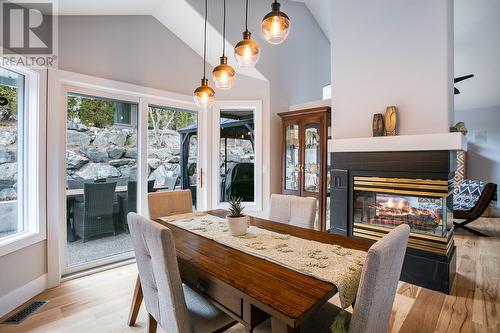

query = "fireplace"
[330, 150, 457, 293]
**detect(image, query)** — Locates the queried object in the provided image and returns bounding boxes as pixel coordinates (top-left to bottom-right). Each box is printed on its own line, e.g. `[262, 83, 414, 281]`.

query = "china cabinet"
[278, 107, 331, 231]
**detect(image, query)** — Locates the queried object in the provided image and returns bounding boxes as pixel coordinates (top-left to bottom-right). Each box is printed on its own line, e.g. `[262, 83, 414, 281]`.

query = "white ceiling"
[58, 0, 266, 81]
[59, 0, 499, 111]
[291, 0, 330, 41]
[454, 0, 500, 111]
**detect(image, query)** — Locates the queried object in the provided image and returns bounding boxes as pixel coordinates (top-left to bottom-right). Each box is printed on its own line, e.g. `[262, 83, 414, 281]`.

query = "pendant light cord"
[245, 0, 249, 32]
[222, 0, 226, 56]
[203, 0, 208, 79]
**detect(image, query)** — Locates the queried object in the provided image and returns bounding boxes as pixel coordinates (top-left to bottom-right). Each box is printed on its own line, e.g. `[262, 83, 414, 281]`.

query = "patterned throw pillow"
[453, 180, 486, 211]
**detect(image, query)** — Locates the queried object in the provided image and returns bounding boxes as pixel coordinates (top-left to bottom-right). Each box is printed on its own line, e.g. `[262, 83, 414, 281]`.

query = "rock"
[82, 147, 108, 162]
[0, 128, 17, 146]
[0, 163, 17, 181]
[67, 121, 88, 132]
[166, 155, 180, 164]
[109, 158, 136, 167]
[155, 147, 178, 161]
[226, 153, 241, 163]
[118, 164, 137, 178]
[126, 133, 137, 147]
[148, 164, 180, 184]
[66, 150, 89, 169]
[148, 151, 159, 159]
[0, 188, 16, 201]
[93, 129, 127, 146]
[107, 146, 126, 159]
[148, 158, 162, 170]
[67, 130, 91, 147]
[75, 163, 120, 180]
[0, 147, 16, 164]
[148, 129, 180, 149]
[125, 149, 137, 159]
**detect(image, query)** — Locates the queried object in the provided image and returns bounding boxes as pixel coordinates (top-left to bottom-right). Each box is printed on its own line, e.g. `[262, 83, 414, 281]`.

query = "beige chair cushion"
[148, 189, 193, 220]
[269, 194, 317, 229]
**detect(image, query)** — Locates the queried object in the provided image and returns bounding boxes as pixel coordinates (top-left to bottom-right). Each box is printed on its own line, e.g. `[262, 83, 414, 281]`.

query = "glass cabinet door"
[284, 123, 300, 192]
[303, 122, 320, 193]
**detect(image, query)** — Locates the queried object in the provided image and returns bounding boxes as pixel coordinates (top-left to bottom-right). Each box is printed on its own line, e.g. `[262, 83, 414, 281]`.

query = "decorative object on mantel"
[227, 196, 248, 236]
[372, 113, 384, 137]
[384, 106, 397, 136]
[450, 121, 468, 135]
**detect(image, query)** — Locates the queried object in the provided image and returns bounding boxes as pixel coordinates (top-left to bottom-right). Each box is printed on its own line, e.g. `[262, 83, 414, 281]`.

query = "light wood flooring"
[0, 217, 498, 333]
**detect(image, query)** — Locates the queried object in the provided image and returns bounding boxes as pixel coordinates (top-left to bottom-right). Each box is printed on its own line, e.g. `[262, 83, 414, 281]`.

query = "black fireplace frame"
[330, 150, 457, 293]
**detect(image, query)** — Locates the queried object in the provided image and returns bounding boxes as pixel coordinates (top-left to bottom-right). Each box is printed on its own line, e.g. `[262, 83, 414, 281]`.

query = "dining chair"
[127, 213, 236, 333]
[269, 194, 317, 229]
[255, 224, 410, 333]
[148, 189, 193, 220]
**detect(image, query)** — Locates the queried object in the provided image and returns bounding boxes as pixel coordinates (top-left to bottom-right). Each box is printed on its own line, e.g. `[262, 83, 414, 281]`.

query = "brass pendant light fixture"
[193, 0, 215, 108]
[213, 0, 236, 89]
[234, 0, 260, 67]
[261, 0, 290, 45]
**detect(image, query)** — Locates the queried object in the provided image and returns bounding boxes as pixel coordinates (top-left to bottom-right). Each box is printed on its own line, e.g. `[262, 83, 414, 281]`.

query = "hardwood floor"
[1, 217, 498, 333]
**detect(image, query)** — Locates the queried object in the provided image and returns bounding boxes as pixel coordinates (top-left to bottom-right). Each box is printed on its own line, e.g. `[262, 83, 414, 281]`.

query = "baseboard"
[0, 273, 48, 318]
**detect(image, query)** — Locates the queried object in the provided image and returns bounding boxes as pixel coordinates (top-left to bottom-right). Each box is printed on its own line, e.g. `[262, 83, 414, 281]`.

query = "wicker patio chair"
[73, 182, 117, 242]
[118, 180, 155, 231]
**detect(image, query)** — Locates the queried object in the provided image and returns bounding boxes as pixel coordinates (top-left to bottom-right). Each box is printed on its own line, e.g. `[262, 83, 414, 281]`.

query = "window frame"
[0, 65, 47, 257]
[211, 100, 262, 212]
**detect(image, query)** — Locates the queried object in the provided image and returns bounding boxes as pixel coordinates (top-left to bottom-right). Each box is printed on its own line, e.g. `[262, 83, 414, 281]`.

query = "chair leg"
[128, 275, 143, 326]
[147, 313, 157, 333]
[453, 222, 489, 237]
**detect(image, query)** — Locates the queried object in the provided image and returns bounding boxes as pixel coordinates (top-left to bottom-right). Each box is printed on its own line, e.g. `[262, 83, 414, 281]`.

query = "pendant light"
[194, 0, 215, 108]
[213, 0, 236, 89]
[234, 0, 260, 67]
[261, 0, 290, 45]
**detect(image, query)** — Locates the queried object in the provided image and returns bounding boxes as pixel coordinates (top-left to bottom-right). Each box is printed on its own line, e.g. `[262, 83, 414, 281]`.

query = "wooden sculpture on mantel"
[372, 113, 385, 136]
[384, 106, 397, 136]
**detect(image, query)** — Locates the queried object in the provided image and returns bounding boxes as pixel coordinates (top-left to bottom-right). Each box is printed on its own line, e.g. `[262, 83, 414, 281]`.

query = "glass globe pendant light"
[212, 0, 236, 89]
[261, 0, 290, 45]
[193, 0, 215, 108]
[234, 0, 260, 67]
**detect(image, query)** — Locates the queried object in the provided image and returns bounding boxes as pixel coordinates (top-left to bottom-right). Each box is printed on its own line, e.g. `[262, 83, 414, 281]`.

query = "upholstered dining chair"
[127, 213, 236, 333]
[255, 224, 410, 333]
[269, 194, 317, 229]
[148, 189, 193, 220]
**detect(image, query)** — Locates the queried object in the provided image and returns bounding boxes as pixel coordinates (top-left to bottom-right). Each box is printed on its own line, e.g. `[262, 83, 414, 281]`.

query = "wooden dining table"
[128, 209, 372, 332]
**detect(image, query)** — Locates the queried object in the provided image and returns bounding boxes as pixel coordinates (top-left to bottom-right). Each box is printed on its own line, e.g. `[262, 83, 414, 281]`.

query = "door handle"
[199, 168, 203, 188]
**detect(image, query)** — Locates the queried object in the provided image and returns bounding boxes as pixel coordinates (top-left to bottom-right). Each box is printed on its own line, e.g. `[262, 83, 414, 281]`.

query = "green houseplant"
[227, 197, 248, 236]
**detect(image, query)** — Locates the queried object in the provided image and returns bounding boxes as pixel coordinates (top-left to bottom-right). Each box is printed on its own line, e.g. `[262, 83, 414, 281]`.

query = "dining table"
[127, 209, 372, 332]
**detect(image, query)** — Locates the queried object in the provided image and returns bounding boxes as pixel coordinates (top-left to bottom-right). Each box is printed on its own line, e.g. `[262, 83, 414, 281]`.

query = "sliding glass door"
[64, 92, 138, 273]
[147, 105, 198, 209]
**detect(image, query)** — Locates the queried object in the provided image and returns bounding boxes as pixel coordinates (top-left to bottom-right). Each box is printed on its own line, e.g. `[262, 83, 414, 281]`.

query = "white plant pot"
[227, 215, 248, 236]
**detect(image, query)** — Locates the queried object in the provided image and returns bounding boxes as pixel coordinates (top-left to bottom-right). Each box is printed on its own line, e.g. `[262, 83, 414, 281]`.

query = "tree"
[0, 85, 18, 123]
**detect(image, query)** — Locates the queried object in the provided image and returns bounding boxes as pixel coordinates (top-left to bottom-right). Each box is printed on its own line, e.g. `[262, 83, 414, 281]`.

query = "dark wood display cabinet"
[278, 107, 331, 231]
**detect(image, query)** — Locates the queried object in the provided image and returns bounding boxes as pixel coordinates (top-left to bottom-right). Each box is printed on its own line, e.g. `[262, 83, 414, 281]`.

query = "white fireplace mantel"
[328, 132, 467, 153]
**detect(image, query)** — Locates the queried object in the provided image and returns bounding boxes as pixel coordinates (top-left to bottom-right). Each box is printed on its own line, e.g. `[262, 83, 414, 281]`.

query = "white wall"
[330, 0, 454, 139]
[455, 106, 500, 217]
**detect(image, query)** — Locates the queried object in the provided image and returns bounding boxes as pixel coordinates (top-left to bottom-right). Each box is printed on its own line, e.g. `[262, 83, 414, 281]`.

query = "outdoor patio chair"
[73, 182, 117, 242]
[224, 162, 254, 202]
[118, 180, 155, 231]
[453, 180, 497, 237]
[163, 176, 178, 191]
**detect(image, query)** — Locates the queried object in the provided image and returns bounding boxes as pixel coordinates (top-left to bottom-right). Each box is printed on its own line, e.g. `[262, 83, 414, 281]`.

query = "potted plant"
[227, 197, 248, 236]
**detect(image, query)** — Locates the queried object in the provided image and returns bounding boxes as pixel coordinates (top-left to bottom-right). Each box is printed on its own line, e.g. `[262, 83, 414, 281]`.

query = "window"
[0, 67, 24, 240]
[0, 65, 45, 255]
[147, 105, 198, 208]
[212, 101, 262, 211]
[322, 84, 331, 100]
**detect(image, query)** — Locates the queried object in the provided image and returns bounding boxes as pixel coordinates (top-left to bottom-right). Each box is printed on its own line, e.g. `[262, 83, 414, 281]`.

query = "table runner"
[161, 213, 367, 308]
